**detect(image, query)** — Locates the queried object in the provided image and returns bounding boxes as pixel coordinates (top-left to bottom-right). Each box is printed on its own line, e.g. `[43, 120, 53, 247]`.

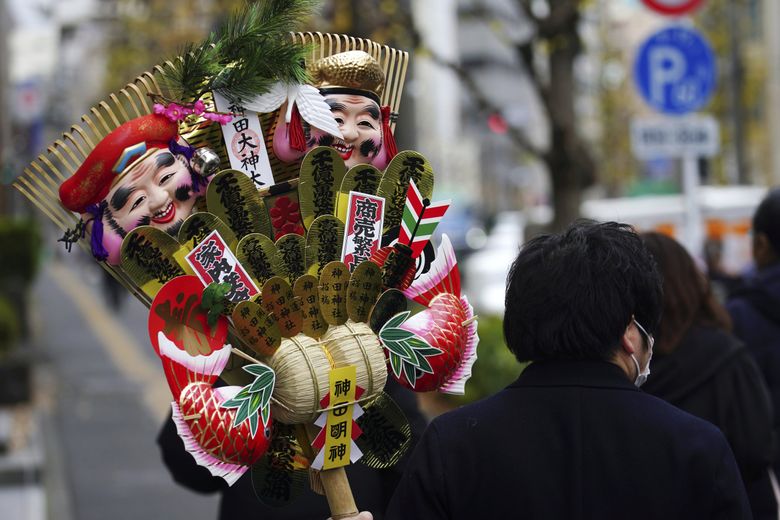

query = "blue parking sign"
[634, 26, 717, 115]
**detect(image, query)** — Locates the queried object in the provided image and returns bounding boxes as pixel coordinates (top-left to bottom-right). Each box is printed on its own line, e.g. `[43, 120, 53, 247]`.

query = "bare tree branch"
[515, 40, 552, 120]
[515, 0, 579, 38]
[537, 3, 579, 38]
[517, 0, 542, 26]
[403, 10, 546, 160]
[424, 48, 545, 158]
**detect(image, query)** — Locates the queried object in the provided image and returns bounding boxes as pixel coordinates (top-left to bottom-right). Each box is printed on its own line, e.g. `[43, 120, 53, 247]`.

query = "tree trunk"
[543, 1, 595, 232]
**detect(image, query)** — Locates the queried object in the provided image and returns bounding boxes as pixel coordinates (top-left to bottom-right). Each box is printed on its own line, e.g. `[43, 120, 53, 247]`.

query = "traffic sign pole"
[633, 24, 717, 257]
[682, 154, 704, 256]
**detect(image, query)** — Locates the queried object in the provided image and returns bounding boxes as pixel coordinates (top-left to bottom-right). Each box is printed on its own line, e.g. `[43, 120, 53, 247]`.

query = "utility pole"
[727, 0, 748, 183]
[763, 0, 780, 185]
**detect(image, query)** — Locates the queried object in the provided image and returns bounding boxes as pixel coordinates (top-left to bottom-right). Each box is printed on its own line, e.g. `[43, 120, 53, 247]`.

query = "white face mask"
[631, 352, 651, 387]
[631, 318, 654, 387]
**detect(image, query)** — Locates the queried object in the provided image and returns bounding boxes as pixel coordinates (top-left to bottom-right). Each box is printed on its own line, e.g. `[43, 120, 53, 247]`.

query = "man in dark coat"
[386, 221, 751, 520]
[728, 188, 780, 478]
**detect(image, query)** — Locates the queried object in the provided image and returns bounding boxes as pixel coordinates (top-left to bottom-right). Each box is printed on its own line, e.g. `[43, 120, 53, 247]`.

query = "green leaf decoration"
[378, 312, 444, 388]
[235, 399, 251, 425]
[381, 311, 411, 332]
[261, 401, 271, 428]
[222, 397, 243, 409]
[249, 413, 260, 438]
[245, 364, 273, 378]
[201, 282, 232, 328]
[235, 386, 252, 400]
[249, 373, 272, 393]
[383, 340, 415, 362]
[221, 363, 276, 436]
[250, 392, 262, 412]
[381, 329, 415, 341]
[390, 353, 404, 380]
[413, 351, 433, 374]
[402, 363, 417, 388]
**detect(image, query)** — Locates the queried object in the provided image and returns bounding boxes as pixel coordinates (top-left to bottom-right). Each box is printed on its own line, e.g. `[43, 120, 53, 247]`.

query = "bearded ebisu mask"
[59, 114, 209, 265]
[273, 50, 398, 169]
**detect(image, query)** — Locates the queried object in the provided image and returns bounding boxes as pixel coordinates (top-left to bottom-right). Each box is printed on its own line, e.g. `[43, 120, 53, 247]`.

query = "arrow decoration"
[398, 179, 450, 258]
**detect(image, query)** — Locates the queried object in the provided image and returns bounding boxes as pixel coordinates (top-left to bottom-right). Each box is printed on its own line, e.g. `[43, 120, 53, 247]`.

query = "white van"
[582, 185, 767, 274]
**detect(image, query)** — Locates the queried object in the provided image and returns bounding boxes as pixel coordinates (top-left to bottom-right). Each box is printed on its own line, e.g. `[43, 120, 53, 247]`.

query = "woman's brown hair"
[641, 232, 731, 355]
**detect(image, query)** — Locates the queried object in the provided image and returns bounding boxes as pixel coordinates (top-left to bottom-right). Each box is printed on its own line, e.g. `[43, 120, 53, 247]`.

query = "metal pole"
[727, 0, 748, 184]
[682, 154, 703, 257]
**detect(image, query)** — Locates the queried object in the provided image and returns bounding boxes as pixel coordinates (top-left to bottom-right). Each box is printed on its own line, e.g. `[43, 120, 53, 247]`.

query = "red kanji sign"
[341, 192, 385, 272]
[641, 0, 704, 15]
[185, 230, 259, 301]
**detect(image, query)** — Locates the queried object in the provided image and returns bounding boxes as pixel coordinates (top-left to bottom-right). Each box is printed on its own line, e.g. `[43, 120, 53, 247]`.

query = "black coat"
[643, 325, 776, 520]
[728, 263, 780, 477]
[157, 379, 427, 520]
[386, 360, 751, 520]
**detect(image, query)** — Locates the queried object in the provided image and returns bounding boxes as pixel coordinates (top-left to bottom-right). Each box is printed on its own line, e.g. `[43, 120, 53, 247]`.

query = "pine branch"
[159, 0, 316, 104]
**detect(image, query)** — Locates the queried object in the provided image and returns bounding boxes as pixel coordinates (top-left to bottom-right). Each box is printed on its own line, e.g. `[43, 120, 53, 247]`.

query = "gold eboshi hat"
[292, 32, 408, 130]
[309, 50, 385, 103]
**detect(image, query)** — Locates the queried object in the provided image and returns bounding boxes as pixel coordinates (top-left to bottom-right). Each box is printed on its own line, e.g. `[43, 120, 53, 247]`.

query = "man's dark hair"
[503, 220, 662, 363]
[753, 188, 780, 255]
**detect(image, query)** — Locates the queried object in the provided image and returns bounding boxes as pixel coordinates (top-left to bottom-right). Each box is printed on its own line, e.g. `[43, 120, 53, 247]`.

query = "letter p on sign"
[634, 26, 716, 115]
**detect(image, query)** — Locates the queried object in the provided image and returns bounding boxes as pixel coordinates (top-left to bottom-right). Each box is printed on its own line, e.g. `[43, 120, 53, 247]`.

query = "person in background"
[641, 232, 776, 520]
[703, 236, 743, 301]
[385, 221, 751, 520]
[728, 187, 780, 485]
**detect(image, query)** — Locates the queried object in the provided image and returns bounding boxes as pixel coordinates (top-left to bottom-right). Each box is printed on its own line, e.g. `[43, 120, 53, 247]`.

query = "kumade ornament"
[13, 2, 479, 516]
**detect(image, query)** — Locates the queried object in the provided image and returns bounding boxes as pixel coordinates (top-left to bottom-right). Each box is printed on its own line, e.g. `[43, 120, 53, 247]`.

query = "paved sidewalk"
[0, 406, 45, 520]
[0, 256, 221, 520]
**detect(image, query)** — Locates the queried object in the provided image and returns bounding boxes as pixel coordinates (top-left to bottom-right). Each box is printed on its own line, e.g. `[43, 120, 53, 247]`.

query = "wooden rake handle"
[302, 423, 359, 519]
[320, 466, 358, 519]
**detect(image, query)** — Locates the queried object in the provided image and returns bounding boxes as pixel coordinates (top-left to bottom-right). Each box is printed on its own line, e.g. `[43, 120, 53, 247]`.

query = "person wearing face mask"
[384, 221, 751, 520]
[640, 232, 776, 520]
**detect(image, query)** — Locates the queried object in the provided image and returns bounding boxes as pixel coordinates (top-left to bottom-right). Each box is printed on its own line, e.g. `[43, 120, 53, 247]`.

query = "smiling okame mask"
[58, 114, 216, 264]
[273, 50, 398, 169]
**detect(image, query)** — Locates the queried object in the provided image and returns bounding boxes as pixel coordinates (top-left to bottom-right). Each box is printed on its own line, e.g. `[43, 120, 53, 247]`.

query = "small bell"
[189, 147, 221, 178]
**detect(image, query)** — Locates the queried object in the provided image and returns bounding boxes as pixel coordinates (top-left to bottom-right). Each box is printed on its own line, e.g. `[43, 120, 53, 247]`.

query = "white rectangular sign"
[631, 115, 720, 159]
[213, 92, 275, 188]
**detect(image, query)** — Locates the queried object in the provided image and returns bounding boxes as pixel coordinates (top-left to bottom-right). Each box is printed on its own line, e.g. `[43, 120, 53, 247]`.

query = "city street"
[27, 250, 219, 520]
[3, 0, 779, 517]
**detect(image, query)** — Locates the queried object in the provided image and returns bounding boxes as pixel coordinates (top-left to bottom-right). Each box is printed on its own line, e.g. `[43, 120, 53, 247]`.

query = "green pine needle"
[159, 0, 318, 104]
